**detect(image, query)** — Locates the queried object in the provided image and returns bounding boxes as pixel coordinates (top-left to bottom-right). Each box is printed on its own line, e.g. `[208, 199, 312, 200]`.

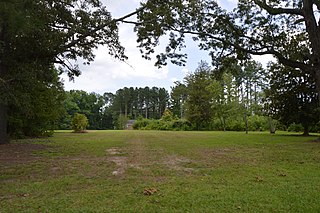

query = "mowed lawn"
[1, 131, 320, 212]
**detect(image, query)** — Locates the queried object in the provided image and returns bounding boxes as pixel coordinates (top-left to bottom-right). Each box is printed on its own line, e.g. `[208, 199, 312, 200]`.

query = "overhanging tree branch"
[174, 29, 312, 72]
[253, 0, 304, 16]
[62, 5, 146, 51]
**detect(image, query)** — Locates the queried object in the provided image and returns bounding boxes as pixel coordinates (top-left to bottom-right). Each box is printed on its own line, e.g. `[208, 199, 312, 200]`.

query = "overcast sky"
[62, 0, 272, 94]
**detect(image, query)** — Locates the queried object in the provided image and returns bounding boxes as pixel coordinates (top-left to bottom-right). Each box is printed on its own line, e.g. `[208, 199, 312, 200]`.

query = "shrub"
[172, 119, 192, 131]
[309, 122, 320, 133]
[116, 114, 128, 130]
[71, 113, 88, 133]
[133, 117, 192, 131]
[226, 119, 245, 131]
[247, 115, 269, 131]
[161, 109, 175, 121]
[287, 123, 304, 132]
[132, 118, 150, 130]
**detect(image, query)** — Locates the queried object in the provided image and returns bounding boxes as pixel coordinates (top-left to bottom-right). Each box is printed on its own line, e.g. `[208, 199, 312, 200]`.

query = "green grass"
[1, 131, 320, 212]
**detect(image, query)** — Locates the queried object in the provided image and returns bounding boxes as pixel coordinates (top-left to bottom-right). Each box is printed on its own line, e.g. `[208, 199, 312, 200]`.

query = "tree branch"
[62, 5, 146, 51]
[120, 20, 144, 25]
[173, 29, 312, 72]
[253, 0, 304, 16]
[113, 6, 146, 23]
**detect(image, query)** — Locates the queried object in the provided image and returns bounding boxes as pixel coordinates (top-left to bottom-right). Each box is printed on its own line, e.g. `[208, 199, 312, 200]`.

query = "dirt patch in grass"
[200, 147, 263, 166]
[106, 147, 129, 176]
[0, 143, 48, 166]
[109, 156, 128, 176]
[106, 148, 121, 155]
[164, 155, 195, 172]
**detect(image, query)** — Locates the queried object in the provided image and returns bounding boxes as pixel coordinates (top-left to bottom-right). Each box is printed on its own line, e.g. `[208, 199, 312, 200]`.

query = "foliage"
[266, 63, 320, 135]
[171, 119, 192, 131]
[7, 67, 65, 138]
[59, 90, 107, 130]
[182, 60, 269, 132]
[309, 122, 320, 133]
[287, 123, 304, 133]
[170, 81, 188, 118]
[136, 0, 320, 94]
[71, 113, 88, 133]
[56, 87, 170, 130]
[133, 117, 191, 131]
[161, 109, 175, 121]
[116, 114, 129, 130]
[132, 118, 151, 130]
[0, 0, 141, 142]
[185, 61, 213, 130]
[247, 115, 269, 131]
[134, 0, 320, 134]
[111, 86, 169, 120]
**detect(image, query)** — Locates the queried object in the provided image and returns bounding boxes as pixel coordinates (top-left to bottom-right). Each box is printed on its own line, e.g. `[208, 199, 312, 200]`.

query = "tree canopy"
[0, 0, 142, 143]
[266, 63, 319, 135]
[135, 0, 320, 93]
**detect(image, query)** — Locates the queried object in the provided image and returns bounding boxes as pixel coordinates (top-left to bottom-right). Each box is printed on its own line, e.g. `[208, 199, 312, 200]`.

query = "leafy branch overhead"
[0, 0, 145, 82]
[0, 0, 145, 143]
[135, 0, 320, 82]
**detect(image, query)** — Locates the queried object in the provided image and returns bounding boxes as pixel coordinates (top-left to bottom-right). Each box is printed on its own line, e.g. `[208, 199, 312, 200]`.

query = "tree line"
[56, 86, 169, 131]
[42, 59, 315, 134]
[6, 58, 320, 138]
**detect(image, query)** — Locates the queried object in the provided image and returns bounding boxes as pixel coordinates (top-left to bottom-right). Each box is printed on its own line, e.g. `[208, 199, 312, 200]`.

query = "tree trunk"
[0, 103, 8, 144]
[0, 23, 8, 144]
[302, 125, 309, 136]
[244, 111, 248, 134]
[222, 117, 226, 132]
[303, 127, 309, 136]
[268, 117, 276, 134]
[315, 71, 320, 102]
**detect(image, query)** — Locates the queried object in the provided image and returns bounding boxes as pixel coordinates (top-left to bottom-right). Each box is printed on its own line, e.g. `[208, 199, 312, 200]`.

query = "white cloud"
[62, 2, 171, 94]
[181, 68, 189, 75]
[252, 54, 275, 68]
[62, 0, 273, 94]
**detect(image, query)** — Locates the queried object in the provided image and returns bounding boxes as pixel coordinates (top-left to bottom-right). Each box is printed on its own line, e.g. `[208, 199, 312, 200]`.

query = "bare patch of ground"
[163, 155, 195, 172]
[109, 156, 128, 176]
[106, 147, 128, 176]
[106, 148, 121, 155]
[200, 147, 263, 166]
[0, 143, 49, 166]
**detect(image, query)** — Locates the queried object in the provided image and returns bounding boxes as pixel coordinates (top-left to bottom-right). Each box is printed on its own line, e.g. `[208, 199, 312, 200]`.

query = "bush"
[287, 123, 304, 132]
[309, 122, 320, 133]
[132, 118, 150, 130]
[247, 115, 269, 131]
[227, 119, 246, 131]
[116, 114, 128, 130]
[133, 117, 192, 131]
[172, 119, 192, 131]
[161, 109, 175, 121]
[71, 113, 88, 133]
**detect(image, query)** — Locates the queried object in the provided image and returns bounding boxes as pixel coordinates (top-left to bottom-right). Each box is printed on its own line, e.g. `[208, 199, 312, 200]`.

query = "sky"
[61, 0, 273, 94]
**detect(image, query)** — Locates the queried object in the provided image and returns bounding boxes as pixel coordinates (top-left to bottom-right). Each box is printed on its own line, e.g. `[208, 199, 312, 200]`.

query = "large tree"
[185, 61, 213, 130]
[266, 63, 319, 135]
[0, 0, 141, 143]
[171, 81, 188, 118]
[8, 67, 65, 138]
[135, 0, 320, 98]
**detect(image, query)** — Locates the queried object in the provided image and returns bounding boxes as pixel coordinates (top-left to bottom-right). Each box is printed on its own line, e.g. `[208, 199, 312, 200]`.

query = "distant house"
[126, 120, 135, 130]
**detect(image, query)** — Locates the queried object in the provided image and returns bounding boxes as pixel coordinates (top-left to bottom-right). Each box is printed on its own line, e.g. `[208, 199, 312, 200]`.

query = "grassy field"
[1, 131, 320, 212]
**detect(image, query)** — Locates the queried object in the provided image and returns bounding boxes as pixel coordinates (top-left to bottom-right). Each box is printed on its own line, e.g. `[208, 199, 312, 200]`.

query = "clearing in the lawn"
[1, 131, 320, 212]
